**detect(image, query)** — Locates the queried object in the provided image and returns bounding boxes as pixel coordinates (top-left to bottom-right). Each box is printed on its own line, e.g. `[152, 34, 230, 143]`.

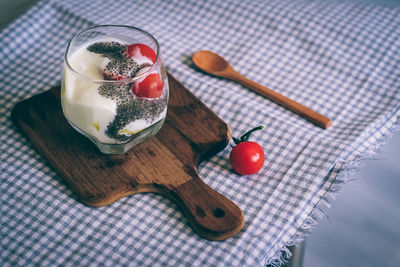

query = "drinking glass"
[61, 25, 169, 154]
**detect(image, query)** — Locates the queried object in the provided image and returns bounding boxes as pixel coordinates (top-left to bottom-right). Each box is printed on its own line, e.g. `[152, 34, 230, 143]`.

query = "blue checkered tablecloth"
[1, 0, 399, 266]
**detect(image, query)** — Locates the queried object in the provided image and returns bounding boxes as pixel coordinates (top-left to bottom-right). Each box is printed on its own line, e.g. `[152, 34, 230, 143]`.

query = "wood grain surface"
[11, 74, 244, 240]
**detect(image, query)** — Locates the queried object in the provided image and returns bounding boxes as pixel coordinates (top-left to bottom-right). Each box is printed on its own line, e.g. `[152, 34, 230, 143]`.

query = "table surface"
[304, 132, 400, 266]
[1, 1, 399, 266]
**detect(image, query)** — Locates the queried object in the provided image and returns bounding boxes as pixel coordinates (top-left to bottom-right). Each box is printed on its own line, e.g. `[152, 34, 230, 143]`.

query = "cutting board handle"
[170, 176, 244, 240]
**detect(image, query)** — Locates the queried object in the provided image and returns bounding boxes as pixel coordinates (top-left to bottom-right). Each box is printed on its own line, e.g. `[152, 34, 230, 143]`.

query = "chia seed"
[87, 41, 126, 58]
[105, 96, 167, 142]
[104, 57, 140, 78]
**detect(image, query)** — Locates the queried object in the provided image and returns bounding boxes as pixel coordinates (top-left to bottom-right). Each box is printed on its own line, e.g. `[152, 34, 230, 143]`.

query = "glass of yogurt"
[62, 25, 169, 154]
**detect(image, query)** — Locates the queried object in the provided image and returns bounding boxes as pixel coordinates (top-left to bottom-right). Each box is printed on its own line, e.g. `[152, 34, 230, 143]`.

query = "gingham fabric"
[1, 0, 399, 266]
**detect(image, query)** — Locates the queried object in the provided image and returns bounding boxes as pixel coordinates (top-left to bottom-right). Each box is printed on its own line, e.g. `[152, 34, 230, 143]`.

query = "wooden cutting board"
[11, 74, 244, 241]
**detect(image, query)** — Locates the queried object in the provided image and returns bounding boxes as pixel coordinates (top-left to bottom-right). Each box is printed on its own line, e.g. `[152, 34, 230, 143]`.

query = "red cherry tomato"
[229, 141, 265, 175]
[229, 126, 265, 175]
[126, 43, 157, 63]
[132, 73, 163, 98]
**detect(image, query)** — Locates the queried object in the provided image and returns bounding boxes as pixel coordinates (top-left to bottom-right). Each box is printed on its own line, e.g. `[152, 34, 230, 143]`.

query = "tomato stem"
[232, 125, 264, 145]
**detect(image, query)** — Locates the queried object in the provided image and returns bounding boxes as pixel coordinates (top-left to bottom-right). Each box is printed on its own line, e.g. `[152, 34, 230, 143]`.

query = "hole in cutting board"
[213, 208, 225, 218]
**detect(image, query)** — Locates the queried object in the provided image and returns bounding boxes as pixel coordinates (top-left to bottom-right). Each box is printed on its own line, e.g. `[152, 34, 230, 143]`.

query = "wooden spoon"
[192, 50, 331, 129]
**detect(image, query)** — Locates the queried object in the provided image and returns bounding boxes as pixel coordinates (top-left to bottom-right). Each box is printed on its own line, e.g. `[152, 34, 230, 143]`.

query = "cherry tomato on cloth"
[229, 126, 265, 175]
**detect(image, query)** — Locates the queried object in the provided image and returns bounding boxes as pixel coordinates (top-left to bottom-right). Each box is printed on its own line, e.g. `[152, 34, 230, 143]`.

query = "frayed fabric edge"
[264, 117, 400, 267]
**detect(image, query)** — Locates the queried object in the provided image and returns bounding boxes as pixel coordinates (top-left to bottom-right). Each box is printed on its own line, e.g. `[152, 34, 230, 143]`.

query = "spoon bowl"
[192, 50, 331, 129]
[192, 50, 231, 75]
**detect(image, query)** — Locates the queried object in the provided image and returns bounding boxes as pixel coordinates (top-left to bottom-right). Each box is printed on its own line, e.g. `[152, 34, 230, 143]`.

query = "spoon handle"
[228, 71, 331, 129]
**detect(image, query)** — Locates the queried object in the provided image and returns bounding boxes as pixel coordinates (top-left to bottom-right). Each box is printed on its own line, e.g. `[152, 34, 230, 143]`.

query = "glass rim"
[64, 24, 161, 84]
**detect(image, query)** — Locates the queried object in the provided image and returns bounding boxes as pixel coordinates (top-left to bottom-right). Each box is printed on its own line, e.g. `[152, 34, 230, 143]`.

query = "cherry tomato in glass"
[229, 126, 265, 175]
[132, 72, 163, 98]
[126, 43, 157, 64]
